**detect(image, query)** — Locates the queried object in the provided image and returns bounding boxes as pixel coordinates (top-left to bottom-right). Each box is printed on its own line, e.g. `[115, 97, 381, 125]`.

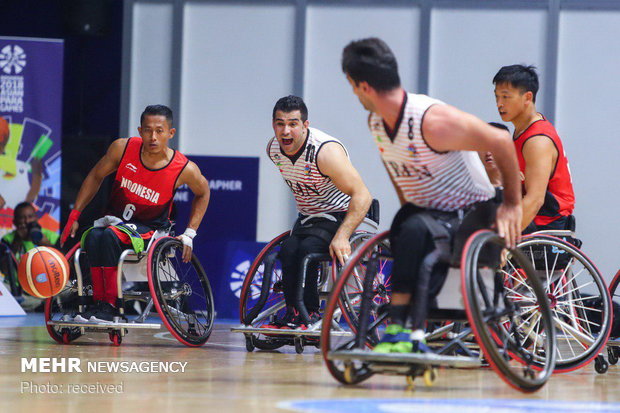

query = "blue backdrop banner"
[173, 155, 259, 320]
[0, 37, 63, 238]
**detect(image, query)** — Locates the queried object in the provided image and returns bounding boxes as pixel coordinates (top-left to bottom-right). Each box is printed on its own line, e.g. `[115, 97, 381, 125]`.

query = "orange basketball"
[18, 247, 70, 298]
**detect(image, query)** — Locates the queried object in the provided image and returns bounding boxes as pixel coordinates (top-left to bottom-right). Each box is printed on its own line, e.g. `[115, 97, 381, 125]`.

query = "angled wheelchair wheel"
[462, 230, 556, 393]
[336, 231, 392, 343]
[44, 243, 85, 344]
[517, 234, 612, 372]
[147, 237, 214, 347]
[238, 231, 289, 350]
[321, 231, 392, 384]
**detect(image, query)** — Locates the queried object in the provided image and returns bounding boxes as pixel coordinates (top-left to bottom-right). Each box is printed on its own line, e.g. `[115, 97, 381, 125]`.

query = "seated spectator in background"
[1, 202, 59, 310]
[2, 201, 58, 258]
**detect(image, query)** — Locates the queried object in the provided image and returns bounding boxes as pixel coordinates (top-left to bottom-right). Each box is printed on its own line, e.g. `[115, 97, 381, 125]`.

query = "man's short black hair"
[141, 104, 174, 127]
[272, 95, 308, 122]
[342, 37, 401, 92]
[493, 65, 539, 103]
[13, 202, 34, 217]
[489, 122, 510, 132]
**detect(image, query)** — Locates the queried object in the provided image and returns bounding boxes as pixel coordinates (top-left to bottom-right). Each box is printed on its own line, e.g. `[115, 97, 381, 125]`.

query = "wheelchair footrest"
[327, 349, 481, 368]
[47, 320, 161, 330]
[230, 325, 352, 338]
[607, 339, 620, 347]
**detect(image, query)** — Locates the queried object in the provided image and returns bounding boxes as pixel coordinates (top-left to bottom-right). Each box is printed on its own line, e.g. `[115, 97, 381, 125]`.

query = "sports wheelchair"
[321, 229, 557, 393]
[516, 230, 612, 374]
[231, 200, 380, 354]
[45, 226, 215, 347]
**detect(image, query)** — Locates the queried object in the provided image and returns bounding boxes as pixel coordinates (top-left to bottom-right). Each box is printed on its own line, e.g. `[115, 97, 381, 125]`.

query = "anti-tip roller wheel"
[245, 335, 255, 352]
[423, 368, 437, 387]
[344, 363, 358, 384]
[109, 332, 122, 346]
[406, 375, 415, 389]
[294, 337, 304, 354]
[62, 330, 71, 345]
[608, 347, 619, 366]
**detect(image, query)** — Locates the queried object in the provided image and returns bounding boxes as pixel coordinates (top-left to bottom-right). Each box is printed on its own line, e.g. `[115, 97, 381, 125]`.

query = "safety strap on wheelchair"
[292, 218, 341, 245]
[417, 213, 452, 263]
[80, 223, 145, 254]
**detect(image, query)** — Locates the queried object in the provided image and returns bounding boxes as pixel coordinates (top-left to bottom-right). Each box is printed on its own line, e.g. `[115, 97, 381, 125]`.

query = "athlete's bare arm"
[176, 160, 210, 262]
[62, 138, 127, 244]
[422, 104, 522, 247]
[317, 142, 372, 265]
[521, 136, 557, 231]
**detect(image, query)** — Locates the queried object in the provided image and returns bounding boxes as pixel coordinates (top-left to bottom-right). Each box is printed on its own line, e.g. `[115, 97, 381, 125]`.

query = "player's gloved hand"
[60, 209, 81, 247]
[177, 228, 196, 263]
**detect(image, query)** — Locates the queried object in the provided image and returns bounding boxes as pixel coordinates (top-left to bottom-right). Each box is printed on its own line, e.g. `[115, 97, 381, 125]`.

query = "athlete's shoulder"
[266, 136, 276, 152]
[107, 138, 131, 160]
[309, 127, 342, 144]
[177, 159, 202, 186]
[410, 93, 445, 109]
[172, 147, 189, 163]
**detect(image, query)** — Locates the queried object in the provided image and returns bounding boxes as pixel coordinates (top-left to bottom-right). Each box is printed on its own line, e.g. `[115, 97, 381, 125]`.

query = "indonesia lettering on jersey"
[108, 137, 188, 227]
[514, 115, 575, 226]
[370, 92, 495, 211]
[267, 128, 350, 215]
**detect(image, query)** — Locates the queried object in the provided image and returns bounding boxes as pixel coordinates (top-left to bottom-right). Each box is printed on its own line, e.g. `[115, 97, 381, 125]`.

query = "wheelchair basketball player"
[262, 95, 372, 329]
[341, 38, 522, 353]
[60, 104, 210, 323]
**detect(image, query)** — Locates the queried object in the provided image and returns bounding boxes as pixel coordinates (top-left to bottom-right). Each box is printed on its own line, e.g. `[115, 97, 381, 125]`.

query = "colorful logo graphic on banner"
[0, 37, 63, 241]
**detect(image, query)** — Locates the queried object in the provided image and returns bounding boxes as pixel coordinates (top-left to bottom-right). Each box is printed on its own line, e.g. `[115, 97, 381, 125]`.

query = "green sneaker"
[373, 324, 411, 353]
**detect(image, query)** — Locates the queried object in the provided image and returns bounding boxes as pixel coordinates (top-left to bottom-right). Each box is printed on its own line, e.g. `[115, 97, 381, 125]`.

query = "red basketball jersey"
[107, 137, 188, 227]
[514, 115, 575, 226]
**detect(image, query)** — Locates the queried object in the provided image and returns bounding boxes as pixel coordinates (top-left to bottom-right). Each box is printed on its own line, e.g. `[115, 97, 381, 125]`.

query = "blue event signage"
[0, 37, 63, 239]
[173, 155, 259, 319]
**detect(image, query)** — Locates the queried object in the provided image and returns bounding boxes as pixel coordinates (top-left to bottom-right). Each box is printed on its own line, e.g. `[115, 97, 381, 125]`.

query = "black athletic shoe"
[277, 307, 303, 329]
[307, 311, 321, 327]
[73, 302, 101, 323]
[89, 302, 118, 323]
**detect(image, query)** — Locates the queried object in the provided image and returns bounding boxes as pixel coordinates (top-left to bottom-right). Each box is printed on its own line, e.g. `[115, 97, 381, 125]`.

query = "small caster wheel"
[608, 347, 619, 365]
[109, 332, 122, 346]
[423, 368, 437, 387]
[344, 363, 357, 384]
[406, 375, 416, 389]
[245, 335, 255, 352]
[595, 355, 608, 374]
[62, 330, 71, 345]
[294, 337, 304, 354]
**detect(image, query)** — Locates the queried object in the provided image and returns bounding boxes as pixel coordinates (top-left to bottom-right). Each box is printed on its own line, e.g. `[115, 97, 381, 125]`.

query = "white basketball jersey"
[370, 92, 495, 211]
[268, 127, 351, 215]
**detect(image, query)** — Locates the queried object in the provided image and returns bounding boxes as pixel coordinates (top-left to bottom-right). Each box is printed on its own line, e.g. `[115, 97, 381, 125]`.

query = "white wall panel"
[556, 10, 620, 280]
[429, 9, 547, 125]
[180, 4, 296, 241]
[129, 2, 173, 135]
[305, 5, 420, 228]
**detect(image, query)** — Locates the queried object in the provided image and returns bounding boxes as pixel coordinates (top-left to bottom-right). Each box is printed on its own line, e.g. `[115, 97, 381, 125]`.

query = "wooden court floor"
[2, 314, 620, 412]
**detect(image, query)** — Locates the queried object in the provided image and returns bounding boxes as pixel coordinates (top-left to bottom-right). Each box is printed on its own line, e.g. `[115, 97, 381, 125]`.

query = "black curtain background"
[0, 0, 123, 249]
